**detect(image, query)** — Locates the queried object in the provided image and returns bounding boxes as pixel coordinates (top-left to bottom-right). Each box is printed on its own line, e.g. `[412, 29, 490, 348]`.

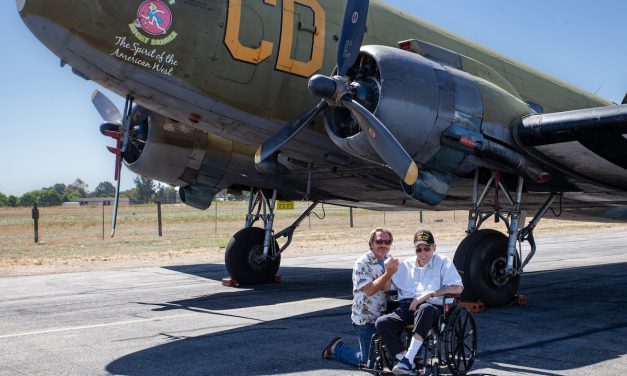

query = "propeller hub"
[352, 79, 379, 112]
[100, 122, 119, 136]
[308, 74, 337, 99]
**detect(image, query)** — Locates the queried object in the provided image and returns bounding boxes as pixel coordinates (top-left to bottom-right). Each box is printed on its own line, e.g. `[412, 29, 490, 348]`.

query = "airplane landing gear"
[225, 187, 318, 284]
[454, 229, 520, 307]
[454, 170, 558, 307]
[225, 227, 280, 284]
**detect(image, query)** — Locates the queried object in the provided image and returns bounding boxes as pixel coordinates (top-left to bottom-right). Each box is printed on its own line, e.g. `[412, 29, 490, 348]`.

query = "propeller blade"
[103, 130, 121, 140]
[91, 92, 134, 238]
[107, 146, 122, 155]
[111, 155, 122, 238]
[341, 97, 418, 185]
[255, 100, 328, 164]
[91, 90, 122, 124]
[337, 0, 369, 76]
[113, 154, 121, 181]
[120, 96, 134, 152]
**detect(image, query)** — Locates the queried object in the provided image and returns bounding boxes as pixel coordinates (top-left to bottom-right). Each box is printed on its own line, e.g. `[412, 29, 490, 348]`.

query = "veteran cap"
[413, 229, 435, 246]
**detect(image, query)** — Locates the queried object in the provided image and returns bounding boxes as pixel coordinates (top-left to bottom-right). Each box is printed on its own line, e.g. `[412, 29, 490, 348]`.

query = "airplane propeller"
[255, 0, 418, 186]
[91, 90, 134, 238]
[336, 0, 369, 77]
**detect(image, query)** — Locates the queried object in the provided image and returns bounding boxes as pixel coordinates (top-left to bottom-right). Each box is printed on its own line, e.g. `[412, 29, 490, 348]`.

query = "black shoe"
[322, 336, 341, 359]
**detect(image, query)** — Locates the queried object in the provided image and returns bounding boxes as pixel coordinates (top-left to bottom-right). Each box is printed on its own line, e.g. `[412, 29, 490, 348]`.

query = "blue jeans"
[334, 323, 377, 367]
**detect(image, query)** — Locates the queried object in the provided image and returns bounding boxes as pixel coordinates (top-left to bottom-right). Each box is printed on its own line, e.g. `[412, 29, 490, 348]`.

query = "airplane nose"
[16, 0, 25, 12]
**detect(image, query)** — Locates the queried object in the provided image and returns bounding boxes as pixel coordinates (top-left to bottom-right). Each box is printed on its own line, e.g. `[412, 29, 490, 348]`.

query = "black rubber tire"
[444, 307, 477, 376]
[454, 229, 520, 307]
[452, 235, 475, 302]
[225, 227, 280, 284]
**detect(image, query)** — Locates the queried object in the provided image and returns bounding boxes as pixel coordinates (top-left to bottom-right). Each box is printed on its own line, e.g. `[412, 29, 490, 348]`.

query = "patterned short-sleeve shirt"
[351, 251, 388, 325]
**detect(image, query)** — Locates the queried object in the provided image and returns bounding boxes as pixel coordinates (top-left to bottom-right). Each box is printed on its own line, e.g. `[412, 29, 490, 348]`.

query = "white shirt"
[391, 253, 462, 305]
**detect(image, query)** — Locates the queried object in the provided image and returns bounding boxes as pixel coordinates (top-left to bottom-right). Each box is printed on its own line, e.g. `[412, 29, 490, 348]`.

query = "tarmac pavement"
[1, 230, 626, 375]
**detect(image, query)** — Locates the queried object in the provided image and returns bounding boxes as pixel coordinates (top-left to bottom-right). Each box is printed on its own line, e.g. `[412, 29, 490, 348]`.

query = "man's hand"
[364, 257, 400, 297]
[409, 291, 435, 311]
[384, 257, 399, 274]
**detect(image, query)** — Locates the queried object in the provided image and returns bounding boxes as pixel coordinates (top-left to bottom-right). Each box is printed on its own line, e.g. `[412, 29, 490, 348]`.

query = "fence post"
[419, 210, 423, 223]
[349, 207, 354, 228]
[214, 199, 218, 234]
[102, 202, 105, 240]
[31, 203, 40, 243]
[157, 201, 162, 236]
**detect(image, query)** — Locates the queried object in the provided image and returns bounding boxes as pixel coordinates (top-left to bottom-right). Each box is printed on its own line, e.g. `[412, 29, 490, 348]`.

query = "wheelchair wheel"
[443, 307, 477, 376]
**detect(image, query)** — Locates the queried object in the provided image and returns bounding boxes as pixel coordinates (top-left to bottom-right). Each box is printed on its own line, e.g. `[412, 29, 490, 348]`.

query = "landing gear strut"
[453, 170, 558, 307]
[224, 187, 318, 284]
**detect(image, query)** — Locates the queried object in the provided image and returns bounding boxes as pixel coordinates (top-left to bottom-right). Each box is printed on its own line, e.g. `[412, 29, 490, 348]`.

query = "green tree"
[120, 187, 137, 201]
[154, 183, 178, 204]
[66, 178, 89, 198]
[7, 195, 18, 207]
[51, 183, 66, 195]
[94, 181, 116, 197]
[38, 189, 64, 205]
[133, 176, 156, 203]
[18, 191, 39, 206]
[17, 189, 63, 206]
[0, 192, 7, 207]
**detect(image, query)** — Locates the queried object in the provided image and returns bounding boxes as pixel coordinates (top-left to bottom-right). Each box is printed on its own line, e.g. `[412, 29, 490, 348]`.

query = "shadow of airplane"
[154, 264, 354, 311]
[107, 262, 627, 375]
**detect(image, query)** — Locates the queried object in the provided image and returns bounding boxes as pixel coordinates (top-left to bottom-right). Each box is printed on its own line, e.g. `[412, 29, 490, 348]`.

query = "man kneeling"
[375, 229, 463, 375]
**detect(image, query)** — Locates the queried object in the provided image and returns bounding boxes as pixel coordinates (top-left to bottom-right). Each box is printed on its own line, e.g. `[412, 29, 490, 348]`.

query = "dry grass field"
[1, 201, 626, 277]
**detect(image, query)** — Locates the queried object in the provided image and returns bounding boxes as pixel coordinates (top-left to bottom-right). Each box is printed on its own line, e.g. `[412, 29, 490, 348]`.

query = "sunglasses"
[415, 246, 432, 253]
[375, 239, 392, 245]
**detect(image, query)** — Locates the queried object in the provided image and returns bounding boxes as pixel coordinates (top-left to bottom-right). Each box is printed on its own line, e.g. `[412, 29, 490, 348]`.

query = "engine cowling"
[124, 112, 264, 209]
[323, 44, 537, 205]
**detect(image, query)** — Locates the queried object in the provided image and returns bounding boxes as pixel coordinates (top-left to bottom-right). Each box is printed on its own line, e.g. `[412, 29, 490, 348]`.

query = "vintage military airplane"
[18, 0, 627, 307]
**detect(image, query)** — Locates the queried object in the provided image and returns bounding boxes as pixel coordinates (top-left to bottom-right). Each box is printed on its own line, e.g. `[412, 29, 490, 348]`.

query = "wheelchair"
[367, 293, 477, 376]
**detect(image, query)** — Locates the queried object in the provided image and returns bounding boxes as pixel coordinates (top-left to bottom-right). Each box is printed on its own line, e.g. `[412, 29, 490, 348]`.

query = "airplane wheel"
[453, 236, 475, 302]
[453, 229, 520, 307]
[225, 227, 280, 284]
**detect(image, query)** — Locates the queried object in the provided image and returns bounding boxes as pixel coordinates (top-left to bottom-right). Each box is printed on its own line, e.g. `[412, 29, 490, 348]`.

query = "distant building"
[75, 198, 130, 206]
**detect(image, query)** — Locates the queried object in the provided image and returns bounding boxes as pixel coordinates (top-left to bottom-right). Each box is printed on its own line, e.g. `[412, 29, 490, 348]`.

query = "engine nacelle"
[124, 112, 263, 210]
[324, 44, 537, 205]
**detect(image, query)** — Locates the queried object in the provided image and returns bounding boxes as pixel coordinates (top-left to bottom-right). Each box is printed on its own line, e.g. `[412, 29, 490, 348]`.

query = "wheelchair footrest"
[457, 300, 485, 313]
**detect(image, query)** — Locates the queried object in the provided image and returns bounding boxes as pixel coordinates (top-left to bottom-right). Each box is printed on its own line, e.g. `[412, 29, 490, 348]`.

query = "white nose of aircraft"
[16, 0, 25, 12]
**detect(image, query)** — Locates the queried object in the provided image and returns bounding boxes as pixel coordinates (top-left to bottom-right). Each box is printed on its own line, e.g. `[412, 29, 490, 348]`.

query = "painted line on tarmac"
[0, 312, 200, 339]
[0, 296, 353, 340]
[268, 295, 352, 308]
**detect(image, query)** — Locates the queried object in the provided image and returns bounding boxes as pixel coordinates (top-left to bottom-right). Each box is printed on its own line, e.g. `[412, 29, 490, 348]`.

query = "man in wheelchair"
[375, 229, 464, 375]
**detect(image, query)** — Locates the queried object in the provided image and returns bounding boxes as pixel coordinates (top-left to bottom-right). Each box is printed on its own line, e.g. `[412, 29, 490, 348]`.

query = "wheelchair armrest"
[442, 293, 461, 300]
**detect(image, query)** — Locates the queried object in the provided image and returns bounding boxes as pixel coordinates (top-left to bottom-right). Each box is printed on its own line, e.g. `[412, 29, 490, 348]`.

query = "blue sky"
[1, 0, 625, 196]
